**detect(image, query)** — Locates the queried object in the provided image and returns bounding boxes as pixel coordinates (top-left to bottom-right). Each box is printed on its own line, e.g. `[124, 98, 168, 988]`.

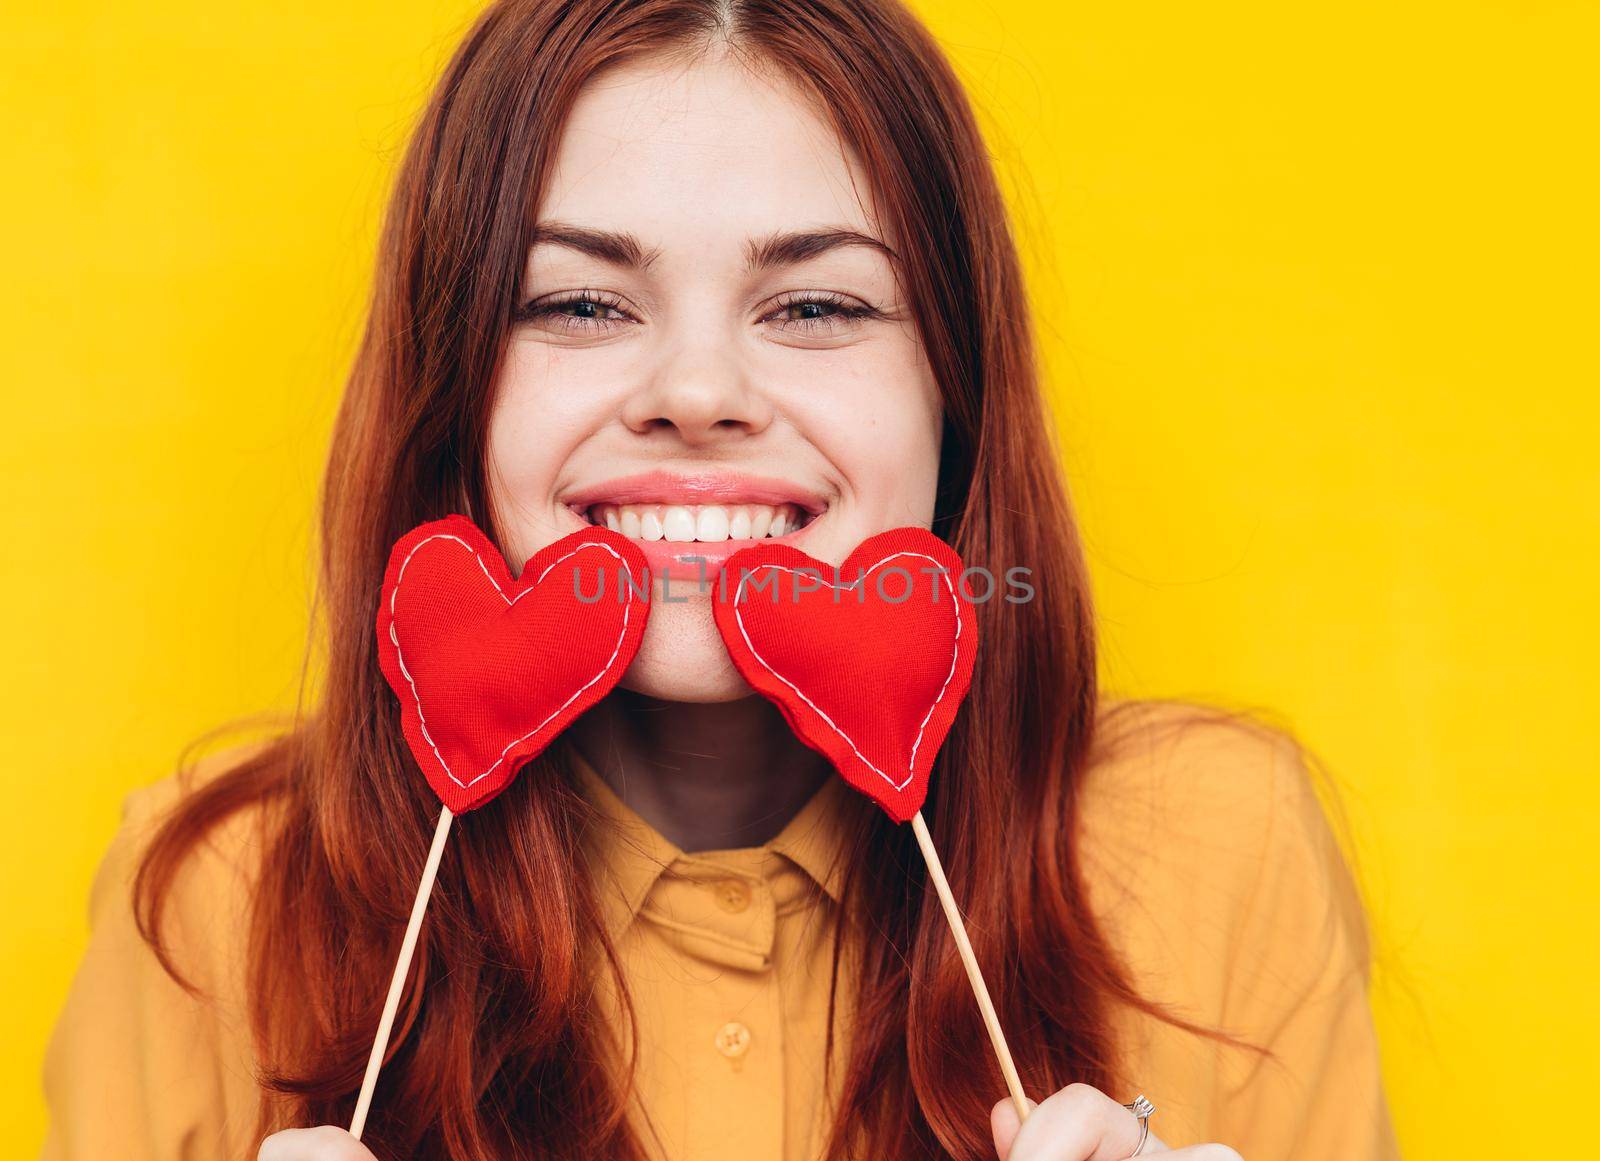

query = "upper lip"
[561, 470, 829, 515]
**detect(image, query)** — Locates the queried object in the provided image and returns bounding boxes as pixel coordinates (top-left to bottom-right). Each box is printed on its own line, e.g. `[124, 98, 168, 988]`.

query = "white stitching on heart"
[731, 551, 962, 794]
[388, 534, 640, 789]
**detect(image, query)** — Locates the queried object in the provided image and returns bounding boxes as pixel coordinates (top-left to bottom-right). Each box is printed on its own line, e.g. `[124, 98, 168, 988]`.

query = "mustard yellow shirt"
[39, 704, 1402, 1159]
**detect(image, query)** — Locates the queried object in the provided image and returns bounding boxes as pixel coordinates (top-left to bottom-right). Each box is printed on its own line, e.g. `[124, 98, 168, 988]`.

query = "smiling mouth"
[571, 502, 818, 543]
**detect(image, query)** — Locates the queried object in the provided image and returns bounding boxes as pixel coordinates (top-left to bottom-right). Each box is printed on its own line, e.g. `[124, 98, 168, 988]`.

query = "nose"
[621, 350, 774, 446]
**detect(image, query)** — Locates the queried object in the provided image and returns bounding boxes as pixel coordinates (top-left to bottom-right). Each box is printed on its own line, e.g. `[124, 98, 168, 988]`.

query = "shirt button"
[713, 1021, 752, 1059]
[712, 878, 752, 913]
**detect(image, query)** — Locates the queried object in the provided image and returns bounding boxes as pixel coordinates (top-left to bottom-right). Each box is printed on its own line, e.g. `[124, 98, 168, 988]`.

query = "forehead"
[535, 51, 885, 251]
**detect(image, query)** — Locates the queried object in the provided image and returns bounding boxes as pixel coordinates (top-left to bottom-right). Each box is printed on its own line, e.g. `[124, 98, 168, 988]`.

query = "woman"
[40, 1, 1402, 1158]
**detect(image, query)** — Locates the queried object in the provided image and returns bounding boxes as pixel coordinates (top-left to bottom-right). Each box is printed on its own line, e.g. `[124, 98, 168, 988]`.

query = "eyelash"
[513, 289, 884, 334]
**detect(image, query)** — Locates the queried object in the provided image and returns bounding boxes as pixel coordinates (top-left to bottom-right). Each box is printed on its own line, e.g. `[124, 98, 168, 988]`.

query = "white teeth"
[661, 505, 696, 542]
[583, 502, 809, 542]
[696, 506, 730, 542]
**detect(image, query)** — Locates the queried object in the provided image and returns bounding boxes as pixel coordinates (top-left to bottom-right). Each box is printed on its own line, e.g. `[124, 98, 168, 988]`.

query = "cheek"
[787, 342, 943, 526]
[488, 347, 593, 488]
[485, 344, 616, 558]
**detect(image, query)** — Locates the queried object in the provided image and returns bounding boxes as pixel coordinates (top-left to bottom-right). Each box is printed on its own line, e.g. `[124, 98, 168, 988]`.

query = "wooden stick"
[910, 809, 1031, 1124]
[349, 805, 455, 1141]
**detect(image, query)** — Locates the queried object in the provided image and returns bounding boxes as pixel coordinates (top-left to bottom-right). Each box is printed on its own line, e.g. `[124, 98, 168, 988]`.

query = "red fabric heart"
[711, 527, 978, 822]
[376, 516, 650, 813]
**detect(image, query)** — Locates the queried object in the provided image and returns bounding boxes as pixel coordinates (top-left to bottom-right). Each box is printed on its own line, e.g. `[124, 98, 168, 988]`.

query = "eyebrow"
[528, 221, 897, 273]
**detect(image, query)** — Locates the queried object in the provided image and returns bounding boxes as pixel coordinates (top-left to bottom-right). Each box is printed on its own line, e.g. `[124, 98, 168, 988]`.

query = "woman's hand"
[258, 1127, 380, 1160]
[991, 1084, 1243, 1160]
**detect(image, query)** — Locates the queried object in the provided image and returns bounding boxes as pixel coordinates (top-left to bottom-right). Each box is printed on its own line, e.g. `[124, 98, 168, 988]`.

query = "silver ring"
[1121, 1094, 1155, 1157]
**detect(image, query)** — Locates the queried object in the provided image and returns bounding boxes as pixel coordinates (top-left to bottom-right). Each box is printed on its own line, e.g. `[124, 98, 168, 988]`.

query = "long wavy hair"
[133, 1, 1269, 1156]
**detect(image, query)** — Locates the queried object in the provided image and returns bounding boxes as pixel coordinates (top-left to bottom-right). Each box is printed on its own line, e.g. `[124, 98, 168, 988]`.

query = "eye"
[762, 291, 885, 333]
[514, 290, 632, 333]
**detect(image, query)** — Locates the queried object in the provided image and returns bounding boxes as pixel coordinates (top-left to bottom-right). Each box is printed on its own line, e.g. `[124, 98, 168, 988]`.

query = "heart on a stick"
[711, 526, 978, 822]
[376, 515, 649, 813]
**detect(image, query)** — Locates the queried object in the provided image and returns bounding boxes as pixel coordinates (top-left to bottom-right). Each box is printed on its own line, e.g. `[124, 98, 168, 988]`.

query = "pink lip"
[631, 538, 790, 586]
[561, 469, 828, 514]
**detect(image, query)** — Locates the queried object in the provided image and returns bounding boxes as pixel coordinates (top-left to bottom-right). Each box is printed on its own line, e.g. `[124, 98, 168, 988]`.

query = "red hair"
[134, 1, 1268, 1156]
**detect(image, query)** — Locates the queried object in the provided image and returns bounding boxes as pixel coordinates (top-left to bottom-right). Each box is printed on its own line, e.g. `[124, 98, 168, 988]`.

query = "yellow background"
[3, 2, 1595, 1156]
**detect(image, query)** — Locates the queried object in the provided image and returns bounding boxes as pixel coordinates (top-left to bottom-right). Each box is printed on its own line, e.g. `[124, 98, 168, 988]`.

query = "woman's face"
[487, 50, 942, 702]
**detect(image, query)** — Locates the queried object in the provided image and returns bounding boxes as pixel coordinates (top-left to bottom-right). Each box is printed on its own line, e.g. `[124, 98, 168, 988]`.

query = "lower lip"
[634, 532, 804, 586]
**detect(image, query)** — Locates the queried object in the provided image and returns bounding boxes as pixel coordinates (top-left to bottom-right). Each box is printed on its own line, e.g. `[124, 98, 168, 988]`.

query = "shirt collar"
[570, 746, 853, 945]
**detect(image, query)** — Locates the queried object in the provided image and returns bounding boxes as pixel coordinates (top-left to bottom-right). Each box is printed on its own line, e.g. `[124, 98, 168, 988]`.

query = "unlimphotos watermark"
[570, 559, 1036, 605]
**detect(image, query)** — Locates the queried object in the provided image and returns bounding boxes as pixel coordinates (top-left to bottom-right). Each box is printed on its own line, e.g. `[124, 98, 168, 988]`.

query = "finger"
[258, 1126, 379, 1161]
[1006, 1083, 1145, 1161]
[1160, 1147, 1242, 1160]
[991, 1096, 1040, 1158]
[1118, 1116, 1171, 1153]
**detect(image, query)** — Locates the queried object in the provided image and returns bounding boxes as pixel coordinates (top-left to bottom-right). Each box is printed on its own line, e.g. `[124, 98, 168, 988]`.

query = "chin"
[618, 595, 755, 703]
